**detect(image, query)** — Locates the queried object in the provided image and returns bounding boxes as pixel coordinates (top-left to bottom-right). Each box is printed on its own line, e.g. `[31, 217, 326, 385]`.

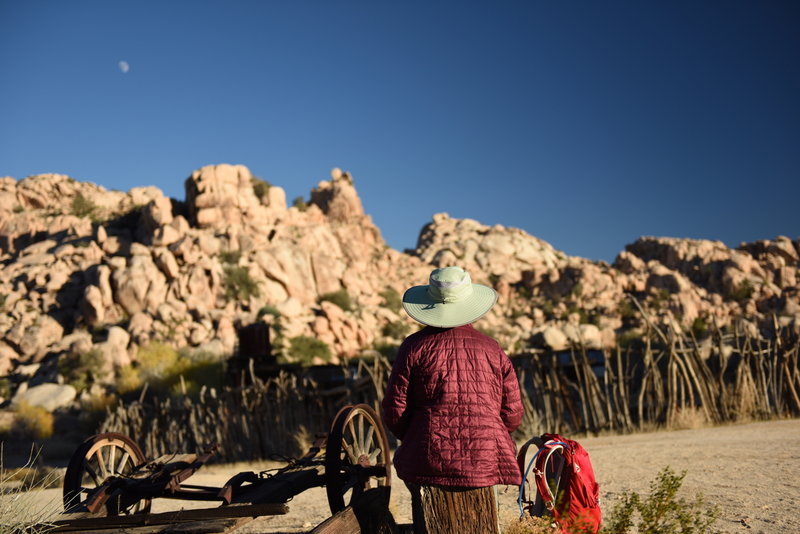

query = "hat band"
[427, 274, 473, 303]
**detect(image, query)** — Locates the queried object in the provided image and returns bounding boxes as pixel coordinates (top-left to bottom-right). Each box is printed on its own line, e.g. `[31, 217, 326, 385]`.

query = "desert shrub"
[13, 402, 54, 440]
[514, 282, 534, 300]
[382, 320, 410, 339]
[12, 204, 24, 213]
[619, 299, 637, 321]
[292, 196, 309, 211]
[134, 343, 224, 396]
[728, 279, 755, 302]
[251, 176, 272, 200]
[540, 300, 555, 318]
[690, 316, 709, 339]
[58, 348, 105, 392]
[168, 349, 225, 396]
[115, 364, 143, 395]
[0, 295, 5, 311]
[287, 336, 331, 365]
[600, 466, 719, 534]
[257, 305, 281, 320]
[374, 342, 400, 360]
[71, 192, 98, 219]
[0, 378, 10, 399]
[503, 515, 556, 534]
[319, 288, 353, 311]
[224, 265, 260, 301]
[219, 249, 242, 265]
[379, 287, 402, 312]
[136, 342, 179, 382]
[617, 329, 645, 348]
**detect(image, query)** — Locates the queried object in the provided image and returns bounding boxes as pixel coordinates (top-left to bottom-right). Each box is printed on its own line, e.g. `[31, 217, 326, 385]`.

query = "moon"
[118, 60, 130, 74]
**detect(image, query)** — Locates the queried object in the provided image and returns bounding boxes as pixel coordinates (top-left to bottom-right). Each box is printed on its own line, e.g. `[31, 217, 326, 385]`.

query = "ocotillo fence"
[101, 325, 800, 462]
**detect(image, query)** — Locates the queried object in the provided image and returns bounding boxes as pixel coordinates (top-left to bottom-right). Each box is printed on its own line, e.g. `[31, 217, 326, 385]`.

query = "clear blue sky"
[1, 1, 798, 262]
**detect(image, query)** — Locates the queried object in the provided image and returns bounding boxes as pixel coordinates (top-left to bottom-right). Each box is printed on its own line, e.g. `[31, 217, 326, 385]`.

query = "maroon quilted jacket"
[382, 324, 523, 487]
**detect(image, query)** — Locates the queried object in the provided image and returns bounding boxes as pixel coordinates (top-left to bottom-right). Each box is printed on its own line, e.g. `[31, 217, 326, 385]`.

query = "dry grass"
[503, 515, 557, 534]
[668, 407, 709, 430]
[0, 444, 62, 534]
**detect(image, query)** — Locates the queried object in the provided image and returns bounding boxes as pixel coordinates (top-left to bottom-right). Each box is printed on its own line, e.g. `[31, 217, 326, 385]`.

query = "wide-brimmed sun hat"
[402, 266, 498, 328]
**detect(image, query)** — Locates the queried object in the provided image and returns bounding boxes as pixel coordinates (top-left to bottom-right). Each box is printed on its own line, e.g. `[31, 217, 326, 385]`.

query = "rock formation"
[0, 165, 798, 415]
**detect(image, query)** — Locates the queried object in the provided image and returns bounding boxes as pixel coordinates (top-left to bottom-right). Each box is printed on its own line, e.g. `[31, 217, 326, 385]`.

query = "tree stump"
[411, 485, 499, 534]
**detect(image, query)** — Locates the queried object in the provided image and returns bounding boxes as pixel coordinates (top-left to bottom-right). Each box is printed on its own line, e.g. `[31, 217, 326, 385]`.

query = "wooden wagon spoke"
[344, 443, 359, 464]
[83, 462, 101, 486]
[94, 449, 109, 480]
[117, 451, 131, 475]
[357, 414, 365, 452]
[108, 445, 116, 476]
[368, 448, 382, 464]
[363, 425, 374, 453]
[346, 420, 359, 454]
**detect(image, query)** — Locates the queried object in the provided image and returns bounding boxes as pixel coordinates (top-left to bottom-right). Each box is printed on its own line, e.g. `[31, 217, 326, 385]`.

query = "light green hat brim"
[402, 283, 498, 328]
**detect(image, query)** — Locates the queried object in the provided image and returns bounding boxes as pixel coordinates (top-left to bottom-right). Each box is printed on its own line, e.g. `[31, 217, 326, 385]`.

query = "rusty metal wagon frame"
[52, 403, 392, 533]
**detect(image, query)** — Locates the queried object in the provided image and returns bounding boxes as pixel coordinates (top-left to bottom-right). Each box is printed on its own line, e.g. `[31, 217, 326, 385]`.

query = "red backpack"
[517, 433, 601, 534]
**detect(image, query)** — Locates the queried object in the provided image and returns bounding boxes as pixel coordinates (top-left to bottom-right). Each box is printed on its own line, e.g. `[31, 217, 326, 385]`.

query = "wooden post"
[412, 485, 499, 534]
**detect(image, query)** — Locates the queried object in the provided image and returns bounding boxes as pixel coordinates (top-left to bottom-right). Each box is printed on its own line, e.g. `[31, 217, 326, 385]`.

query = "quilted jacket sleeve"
[381, 339, 414, 440]
[500, 349, 523, 432]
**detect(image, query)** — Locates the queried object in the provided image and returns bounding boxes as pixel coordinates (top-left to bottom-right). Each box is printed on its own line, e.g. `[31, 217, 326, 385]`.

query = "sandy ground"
[15, 418, 800, 533]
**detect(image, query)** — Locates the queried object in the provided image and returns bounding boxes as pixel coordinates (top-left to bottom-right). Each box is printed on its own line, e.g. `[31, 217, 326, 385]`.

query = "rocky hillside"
[1, 164, 798, 411]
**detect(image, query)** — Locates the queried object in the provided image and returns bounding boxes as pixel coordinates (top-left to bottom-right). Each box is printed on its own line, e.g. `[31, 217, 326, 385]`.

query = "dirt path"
[152, 418, 799, 533]
[19, 418, 799, 533]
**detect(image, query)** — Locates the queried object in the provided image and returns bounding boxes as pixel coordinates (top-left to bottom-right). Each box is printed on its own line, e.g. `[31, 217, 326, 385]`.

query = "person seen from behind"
[382, 266, 523, 534]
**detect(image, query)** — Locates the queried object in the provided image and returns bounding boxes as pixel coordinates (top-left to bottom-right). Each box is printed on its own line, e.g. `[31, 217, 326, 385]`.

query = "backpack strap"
[516, 437, 542, 517]
[534, 440, 569, 521]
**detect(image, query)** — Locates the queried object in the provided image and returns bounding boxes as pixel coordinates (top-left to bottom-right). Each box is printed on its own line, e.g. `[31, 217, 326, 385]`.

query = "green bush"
[58, 348, 105, 391]
[374, 342, 400, 360]
[319, 288, 353, 311]
[219, 249, 242, 265]
[601, 467, 719, 534]
[379, 287, 402, 312]
[0, 377, 10, 399]
[133, 343, 224, 396]
[251, 176, 272, 200]
[382, 320, 410, 339]
[293, 196, 309, 211]
[287, 336, 332, 365]
[71, 192, 98, 219]
[257, 305, 281, 320]
[690, 316, 709, 339]
[728, 279, 755, 302]
[224, 265, 260, 301]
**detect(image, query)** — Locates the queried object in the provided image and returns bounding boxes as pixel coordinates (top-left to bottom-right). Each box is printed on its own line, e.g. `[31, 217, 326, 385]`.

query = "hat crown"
[427, 267, 473, 304]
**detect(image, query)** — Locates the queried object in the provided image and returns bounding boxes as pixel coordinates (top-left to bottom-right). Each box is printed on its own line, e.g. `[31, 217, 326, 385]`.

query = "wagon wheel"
[324, 404, 392, 514]
[63, 432, 151, 514]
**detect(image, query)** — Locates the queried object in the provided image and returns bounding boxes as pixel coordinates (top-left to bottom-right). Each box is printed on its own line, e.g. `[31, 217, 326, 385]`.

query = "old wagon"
[51, 403, 394, 533]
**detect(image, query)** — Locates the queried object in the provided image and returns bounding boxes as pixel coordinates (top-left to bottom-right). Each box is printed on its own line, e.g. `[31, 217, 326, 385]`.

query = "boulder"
[18, 315, 64, 360]
[12, 383, 77, 412]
